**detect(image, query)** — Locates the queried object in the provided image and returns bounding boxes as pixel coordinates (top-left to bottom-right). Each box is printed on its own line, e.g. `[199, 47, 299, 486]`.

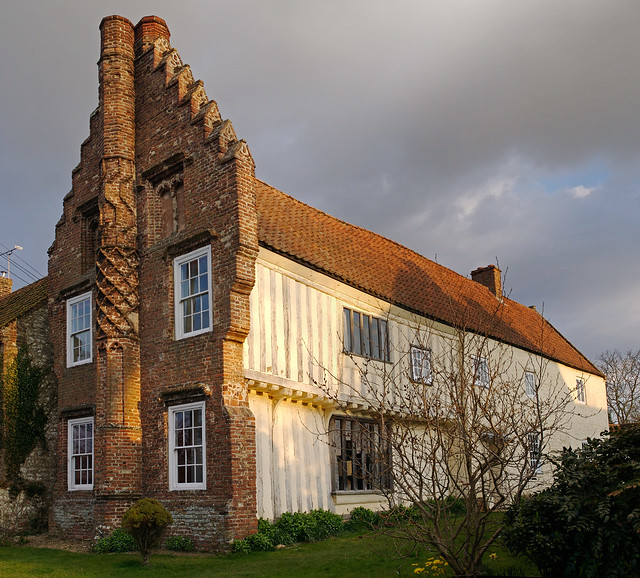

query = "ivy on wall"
[1, 346, 51, 484]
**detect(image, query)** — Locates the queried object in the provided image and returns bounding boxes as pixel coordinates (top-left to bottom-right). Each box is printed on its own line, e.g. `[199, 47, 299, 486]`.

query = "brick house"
[0, 15, 608, 548]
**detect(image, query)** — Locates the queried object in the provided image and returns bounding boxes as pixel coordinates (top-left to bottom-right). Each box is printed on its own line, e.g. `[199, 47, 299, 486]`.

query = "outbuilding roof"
[0, 278, 48, 328]
[255, 180, 602, 377]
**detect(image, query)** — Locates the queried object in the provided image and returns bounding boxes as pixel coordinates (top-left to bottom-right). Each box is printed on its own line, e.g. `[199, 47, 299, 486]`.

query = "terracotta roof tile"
[255, 180, 602, 377]
[0, 278, 48, 328]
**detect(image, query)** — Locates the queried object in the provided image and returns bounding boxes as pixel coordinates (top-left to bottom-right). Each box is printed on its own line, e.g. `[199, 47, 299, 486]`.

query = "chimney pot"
[134, 16, 170, 55]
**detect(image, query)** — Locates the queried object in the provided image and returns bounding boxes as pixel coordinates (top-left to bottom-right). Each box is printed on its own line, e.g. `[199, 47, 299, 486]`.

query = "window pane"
[362, 314, 371, 357]
[343, 309, 351, 352]
[370, 318, 380, 359]
[353, 312, 361, 355]
[379, 320, 388, 361]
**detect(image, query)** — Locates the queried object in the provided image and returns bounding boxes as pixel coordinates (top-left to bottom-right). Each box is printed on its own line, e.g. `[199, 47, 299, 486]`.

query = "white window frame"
[525, 371, 537, 399]
[66, 292, 93, 367]
[473, 355, 490, 387]
[68, 417, 94, 490]
[169, 401, 206, 490]
[174, 246, 213, 340]
[410, 345, 432, 384]
[576, 377, 586, 403]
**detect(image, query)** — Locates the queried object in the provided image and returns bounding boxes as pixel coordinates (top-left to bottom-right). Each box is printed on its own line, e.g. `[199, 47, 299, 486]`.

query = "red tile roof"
[0, 278, 48, 328]
[255, 180, 602, 377]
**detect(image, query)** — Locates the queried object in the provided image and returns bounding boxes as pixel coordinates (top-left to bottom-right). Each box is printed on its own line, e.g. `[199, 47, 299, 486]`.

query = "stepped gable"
[0, 278, 48, 328]
[254, 180, 601, 377]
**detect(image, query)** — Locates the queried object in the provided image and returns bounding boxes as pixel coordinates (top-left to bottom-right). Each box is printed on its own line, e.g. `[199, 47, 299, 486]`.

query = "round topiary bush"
[122, 498, 173, 564]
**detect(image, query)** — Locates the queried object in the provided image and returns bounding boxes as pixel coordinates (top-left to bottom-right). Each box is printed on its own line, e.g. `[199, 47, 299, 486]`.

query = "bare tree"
[316, 303, 575, 577]
[597, 349, 640, 424]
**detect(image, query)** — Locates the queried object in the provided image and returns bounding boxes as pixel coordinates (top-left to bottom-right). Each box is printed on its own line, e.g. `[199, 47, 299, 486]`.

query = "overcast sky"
[1, 0, 638, 361]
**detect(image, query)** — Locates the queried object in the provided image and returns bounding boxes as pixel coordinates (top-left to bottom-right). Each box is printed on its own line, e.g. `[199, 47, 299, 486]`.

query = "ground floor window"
[169, 401, 206, 490]
[68, 417, 93, 490]
[331, 416, 391, 492]
[528, 432, 542, 474]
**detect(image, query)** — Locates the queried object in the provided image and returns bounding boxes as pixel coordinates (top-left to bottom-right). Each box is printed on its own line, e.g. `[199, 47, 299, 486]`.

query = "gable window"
[331, 416, 391, 492]
[174, 246, 212, 340]
[528, 431, 542, 474]
[410, 345, 432, 384]
[576, 377, 586, 403]
[473, 355, 490, 387]
[343, 308, 389, 362]
[169, 402, 206, 490]
[68, 417, 93, 490]
[67, 292, 92, 367]
[525, 371, 537, 398]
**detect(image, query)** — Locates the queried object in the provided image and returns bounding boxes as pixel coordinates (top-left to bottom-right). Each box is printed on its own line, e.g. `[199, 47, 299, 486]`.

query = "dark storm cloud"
[1, 0, 638, 358]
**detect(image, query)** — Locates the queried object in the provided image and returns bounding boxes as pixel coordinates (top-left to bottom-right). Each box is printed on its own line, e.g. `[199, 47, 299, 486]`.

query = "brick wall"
[48, 15, 259, 548]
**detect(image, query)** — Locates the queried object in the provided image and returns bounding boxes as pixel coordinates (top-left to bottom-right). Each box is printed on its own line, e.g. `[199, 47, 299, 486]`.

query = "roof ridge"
[254, 178, 601, 377]
[255, 179, 476, 286]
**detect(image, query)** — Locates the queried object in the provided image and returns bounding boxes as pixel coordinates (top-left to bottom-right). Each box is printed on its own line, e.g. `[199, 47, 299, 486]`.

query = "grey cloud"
[1, 0, 639, 359]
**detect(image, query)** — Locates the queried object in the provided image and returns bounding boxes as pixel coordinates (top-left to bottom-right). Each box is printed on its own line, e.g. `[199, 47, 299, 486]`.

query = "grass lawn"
[0, 532, 538, 577]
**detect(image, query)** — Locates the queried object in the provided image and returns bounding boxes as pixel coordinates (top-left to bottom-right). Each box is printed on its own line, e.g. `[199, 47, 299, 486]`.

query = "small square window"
[68, 417, 94, 490]
[174, 247, 212, 340]
[169, 402, 206, 490]
[410, 345, 432, 384]
[67, 292, 92, 367]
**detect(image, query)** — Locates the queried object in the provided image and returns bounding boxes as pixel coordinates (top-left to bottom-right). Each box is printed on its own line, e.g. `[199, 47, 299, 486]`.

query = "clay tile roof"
[0, 278, 48, 328]
[255, 180, 602, 377]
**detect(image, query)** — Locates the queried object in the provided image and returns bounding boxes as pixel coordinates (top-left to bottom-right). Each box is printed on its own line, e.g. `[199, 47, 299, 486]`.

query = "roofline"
[258, 241, 604, 379]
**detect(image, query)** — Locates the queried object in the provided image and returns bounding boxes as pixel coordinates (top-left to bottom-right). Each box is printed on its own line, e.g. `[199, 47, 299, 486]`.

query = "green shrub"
[306, 509, 344, 540]
[233, 510, 345, 554]
[122, 498, 173, 564]
[503, 426, 640, 577]
[344, 507, 381, 532]
[165, 535, 195, 552]
[93, 528, 136, 553]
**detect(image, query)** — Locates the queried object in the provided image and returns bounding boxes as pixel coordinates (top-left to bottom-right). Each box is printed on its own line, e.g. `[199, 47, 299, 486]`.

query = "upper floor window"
[576, 378, 586, 403]
[525, 371, 537, 398]
[473, 355, 489, 387]
[331, 416, 392, 492]
[67, 292, 92, 367]
[169, 401, 206, 490]
[174, 246, 212, 340]
[68, 417, 94, 490]
[410, 345, 432, 384]
[343, 308, 389, 362]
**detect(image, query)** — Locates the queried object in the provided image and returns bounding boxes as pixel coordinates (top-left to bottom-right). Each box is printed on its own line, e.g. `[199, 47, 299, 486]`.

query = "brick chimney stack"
[471, 265, 502, 297]
[134, 15, 170, 55]
[94, 15, 142, 527]
[0, 272, 11, 298]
